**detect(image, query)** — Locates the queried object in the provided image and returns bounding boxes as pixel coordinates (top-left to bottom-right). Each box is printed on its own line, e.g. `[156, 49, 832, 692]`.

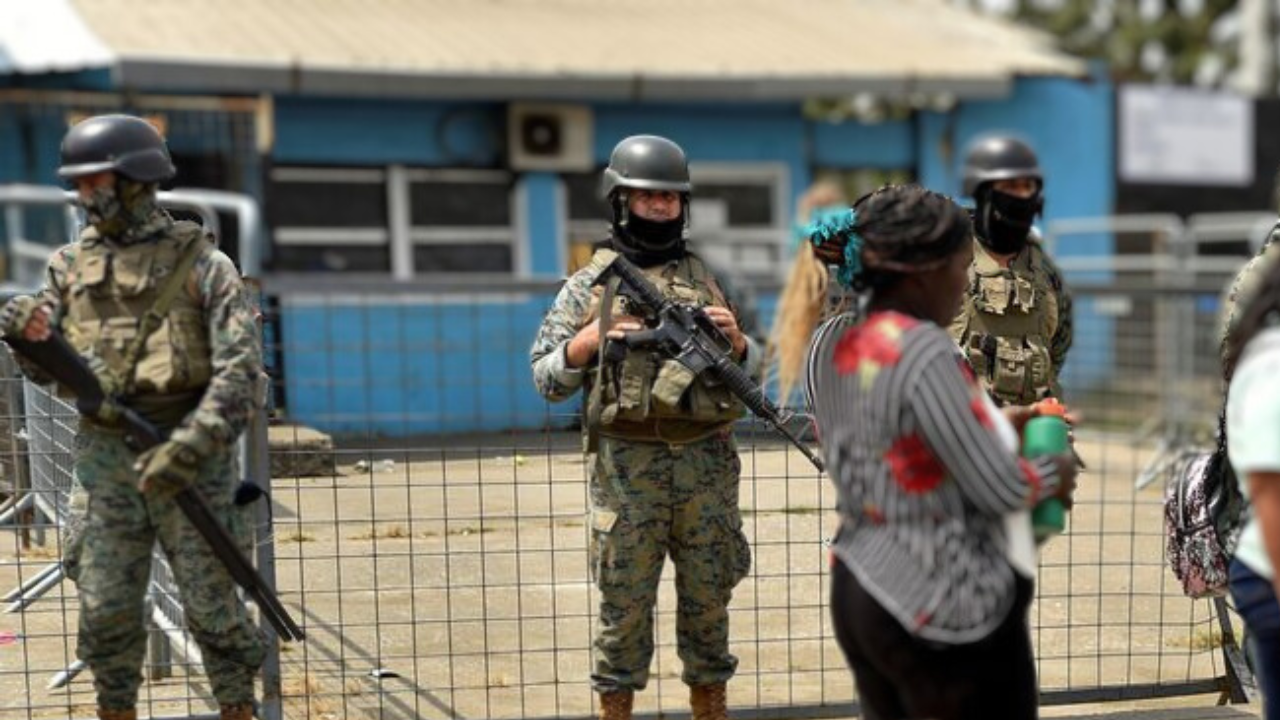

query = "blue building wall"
[269, 99, 916, 434]
[279, 296, 553, 435]
[273, 97, 506, 167]
[0, 78, 1115, 435]
[270, 79, 1114, 435]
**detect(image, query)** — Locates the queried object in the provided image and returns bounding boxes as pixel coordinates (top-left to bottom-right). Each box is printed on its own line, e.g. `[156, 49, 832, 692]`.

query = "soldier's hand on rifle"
[0, 296, 52, 342]
[134, 440, 202, 494]
[565, 314, 643, 368]
[702, 306, 747, 359]
[23, 306, 51, 342]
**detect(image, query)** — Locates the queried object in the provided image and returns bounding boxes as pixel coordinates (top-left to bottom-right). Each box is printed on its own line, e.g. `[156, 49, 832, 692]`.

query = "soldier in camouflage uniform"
[949, 136, 1074, 407]
[0, 115, 265, 720]
[531, 135, 756, 720]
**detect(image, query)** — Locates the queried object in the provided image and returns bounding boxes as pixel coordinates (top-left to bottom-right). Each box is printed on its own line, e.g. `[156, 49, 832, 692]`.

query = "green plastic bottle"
[1022, 399, 1069, 541]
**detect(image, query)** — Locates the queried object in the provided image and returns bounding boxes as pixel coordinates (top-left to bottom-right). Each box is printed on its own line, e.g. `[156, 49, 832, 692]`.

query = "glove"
[134, 440, 203, 494]
[0, 296, 41, 338]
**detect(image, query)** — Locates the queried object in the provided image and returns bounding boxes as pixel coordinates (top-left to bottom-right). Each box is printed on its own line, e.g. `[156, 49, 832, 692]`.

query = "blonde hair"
[766, 180, 849, 401]
[766, 184, 972, 401]
[795, 180, 845, 224]
[767, 242, 833, 401]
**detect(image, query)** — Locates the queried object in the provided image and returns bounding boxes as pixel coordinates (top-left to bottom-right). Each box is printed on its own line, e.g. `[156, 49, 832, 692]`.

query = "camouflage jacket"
[1220, 222, 1280, 378]
[530, 255, 762, 404]
[18, 215, 262, 455]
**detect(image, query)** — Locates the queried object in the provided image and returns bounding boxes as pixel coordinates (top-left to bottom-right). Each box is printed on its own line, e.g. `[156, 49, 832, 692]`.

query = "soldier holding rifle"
[0, 115, 268, 720]
[531, 135, 757, 720]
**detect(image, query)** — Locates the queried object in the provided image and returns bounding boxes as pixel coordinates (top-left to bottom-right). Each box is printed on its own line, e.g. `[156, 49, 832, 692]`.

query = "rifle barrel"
[4, 332, 306, 641]
[174, 489, 305, 641]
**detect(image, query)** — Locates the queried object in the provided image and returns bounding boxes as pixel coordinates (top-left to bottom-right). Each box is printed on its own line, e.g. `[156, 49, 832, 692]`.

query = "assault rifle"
[594, 254, 825, 472]
[3, 330, 305, 641]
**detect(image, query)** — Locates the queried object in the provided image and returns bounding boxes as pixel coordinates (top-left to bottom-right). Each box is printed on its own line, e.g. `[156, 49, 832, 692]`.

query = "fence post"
[1213, 596, 1255, 703]
[245, 280, 285, 720]
[146, 597, 173, 681]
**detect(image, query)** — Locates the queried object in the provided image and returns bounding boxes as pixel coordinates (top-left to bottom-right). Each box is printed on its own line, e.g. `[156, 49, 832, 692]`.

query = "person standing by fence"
[1223, 252, 1280, 720]
[782, 184, 1077, 719]
[530, 135, 757, 720]
[0, 114, 265, 720]
[949, 135, 1073, 407]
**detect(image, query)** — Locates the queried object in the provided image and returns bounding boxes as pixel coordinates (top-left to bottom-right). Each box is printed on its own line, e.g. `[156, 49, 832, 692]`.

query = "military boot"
[598, 690, 634, 720]
[95, 709, 136, 720]
[690, 682, 728, 720]
[220, 703, 255, 720]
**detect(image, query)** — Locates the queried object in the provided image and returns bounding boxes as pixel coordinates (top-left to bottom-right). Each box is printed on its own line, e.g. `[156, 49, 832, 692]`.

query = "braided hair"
[769, 184, 971, 399]
[810, 184, 972, 290]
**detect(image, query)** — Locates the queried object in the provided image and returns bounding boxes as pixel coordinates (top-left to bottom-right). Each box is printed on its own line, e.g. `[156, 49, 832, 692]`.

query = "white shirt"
[1227, 326, 1280, 578]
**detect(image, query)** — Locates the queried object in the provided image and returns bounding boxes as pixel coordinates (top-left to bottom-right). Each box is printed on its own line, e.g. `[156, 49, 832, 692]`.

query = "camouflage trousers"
[589, 431, 751, 692]
[72, 426, 266, 710]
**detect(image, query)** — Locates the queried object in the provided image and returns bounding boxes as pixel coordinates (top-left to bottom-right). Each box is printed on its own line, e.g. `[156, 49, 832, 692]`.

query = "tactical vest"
[951, 239, 1059, 406]
[583, 248, 745, 445]
[62, 221, 212, 428]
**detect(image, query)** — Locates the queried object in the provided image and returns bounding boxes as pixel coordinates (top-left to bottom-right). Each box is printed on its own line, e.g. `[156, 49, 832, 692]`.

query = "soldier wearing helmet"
[531, 135, 757, 720]
[949, 135, 1074, 407]
[1, 115, 265, 720]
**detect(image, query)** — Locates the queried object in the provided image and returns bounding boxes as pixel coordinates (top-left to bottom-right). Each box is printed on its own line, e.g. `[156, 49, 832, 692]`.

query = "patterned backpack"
[1164, 412, 1247, 599]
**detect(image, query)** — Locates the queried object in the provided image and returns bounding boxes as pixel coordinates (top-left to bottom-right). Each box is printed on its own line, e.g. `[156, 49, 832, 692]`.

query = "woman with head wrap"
[777, 184, 1078, 720]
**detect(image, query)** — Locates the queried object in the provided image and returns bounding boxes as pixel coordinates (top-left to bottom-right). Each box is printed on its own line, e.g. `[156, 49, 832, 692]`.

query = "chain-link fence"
[1, 212, 1270, 719]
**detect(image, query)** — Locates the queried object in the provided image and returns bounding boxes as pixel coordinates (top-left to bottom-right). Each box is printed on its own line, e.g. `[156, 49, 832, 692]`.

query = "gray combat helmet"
[600, 135, 692, 200]
[961, 135, 1042, 198]
[58, 114, 176, 183]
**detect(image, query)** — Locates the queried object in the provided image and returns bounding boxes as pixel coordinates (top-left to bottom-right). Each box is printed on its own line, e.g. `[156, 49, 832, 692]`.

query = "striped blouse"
[808, 311, 1062, 644]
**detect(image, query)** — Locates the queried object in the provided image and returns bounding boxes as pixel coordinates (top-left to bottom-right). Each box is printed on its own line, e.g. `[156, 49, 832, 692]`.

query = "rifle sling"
[585, 274, 621, 454]
[117, 234, 205, 397]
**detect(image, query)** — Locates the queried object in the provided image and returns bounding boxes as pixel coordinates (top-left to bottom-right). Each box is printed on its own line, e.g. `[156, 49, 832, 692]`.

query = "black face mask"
[976, 188, 1042, 255]
[611, 214, 687, 265]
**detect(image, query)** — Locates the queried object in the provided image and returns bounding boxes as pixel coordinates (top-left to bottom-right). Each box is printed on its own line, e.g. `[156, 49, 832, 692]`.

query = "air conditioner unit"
[508, 103, 593, 172]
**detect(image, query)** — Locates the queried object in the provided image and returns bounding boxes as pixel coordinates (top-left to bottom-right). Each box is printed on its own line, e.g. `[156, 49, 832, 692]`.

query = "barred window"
[407, 169, 515, 275]
[268, 166, 516, 276]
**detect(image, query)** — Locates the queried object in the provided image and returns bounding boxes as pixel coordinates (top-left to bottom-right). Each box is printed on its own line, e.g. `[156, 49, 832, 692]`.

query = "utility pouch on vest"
[651, 359, 697, 413]
[1025, 335, 1052, 395]
[687, 381, 739, 421]
[77, 253, 109, 294]
[1013, 276, 1036, 313]
[992, 337, 1028, 399]
[977, 275, 1011, 316]
[610, 352, 654, 424]
[112, 251, 156, 297]
[100, 316, 137, 350]
[966, 334, 992, 379]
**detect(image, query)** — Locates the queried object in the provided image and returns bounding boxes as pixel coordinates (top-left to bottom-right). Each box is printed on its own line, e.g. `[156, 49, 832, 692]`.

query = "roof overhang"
[34, 0, 1086, 103]
[117, 58, 1019, 102]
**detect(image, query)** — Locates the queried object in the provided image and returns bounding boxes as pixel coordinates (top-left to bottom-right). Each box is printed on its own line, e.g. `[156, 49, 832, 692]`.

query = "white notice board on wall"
[1119, 85, 1253, 186]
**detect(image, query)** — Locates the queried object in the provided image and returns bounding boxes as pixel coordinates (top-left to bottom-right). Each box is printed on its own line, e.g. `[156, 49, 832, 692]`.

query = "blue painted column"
[521, 172, 564, 278]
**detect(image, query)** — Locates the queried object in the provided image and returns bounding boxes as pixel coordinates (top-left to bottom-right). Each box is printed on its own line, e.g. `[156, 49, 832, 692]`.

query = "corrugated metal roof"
[68, 0, 1085, 99]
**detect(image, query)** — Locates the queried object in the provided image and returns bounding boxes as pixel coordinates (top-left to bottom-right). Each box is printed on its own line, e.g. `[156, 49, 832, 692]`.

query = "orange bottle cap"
[1034, 398, 1067, 417]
